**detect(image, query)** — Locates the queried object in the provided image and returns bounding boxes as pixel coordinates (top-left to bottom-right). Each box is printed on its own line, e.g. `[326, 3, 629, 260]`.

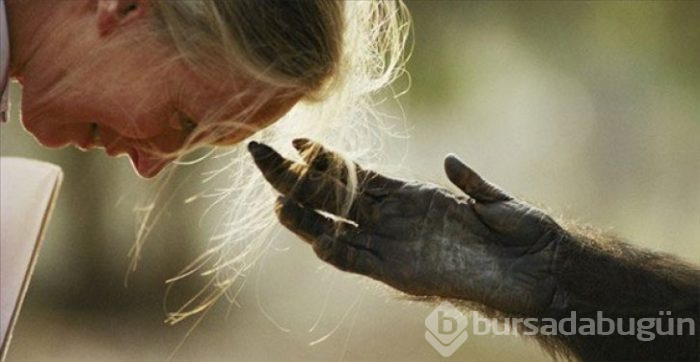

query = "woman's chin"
[126, 150, 171, 179]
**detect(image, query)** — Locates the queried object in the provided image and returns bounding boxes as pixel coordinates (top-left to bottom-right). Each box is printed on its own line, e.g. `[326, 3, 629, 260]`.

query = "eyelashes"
[174, 111, 197, 133]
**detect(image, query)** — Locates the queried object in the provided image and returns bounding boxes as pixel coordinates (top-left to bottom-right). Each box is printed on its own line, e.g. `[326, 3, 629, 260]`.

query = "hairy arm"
[248, 139, 700, 361]
[545, 229, 699, 361]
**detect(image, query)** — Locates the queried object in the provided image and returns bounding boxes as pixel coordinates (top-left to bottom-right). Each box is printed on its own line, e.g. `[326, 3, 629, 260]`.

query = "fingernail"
[275, 196, 304, 225]
[292, 138, 311, 151]
[247, 141, 268, 157]
[273, 195, 289, 213]
[444, 155, 461, 172]
[445, 154, 462, 165]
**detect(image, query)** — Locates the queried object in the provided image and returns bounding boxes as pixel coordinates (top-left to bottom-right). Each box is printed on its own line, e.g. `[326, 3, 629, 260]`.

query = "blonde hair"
[132, 1, 411, 324]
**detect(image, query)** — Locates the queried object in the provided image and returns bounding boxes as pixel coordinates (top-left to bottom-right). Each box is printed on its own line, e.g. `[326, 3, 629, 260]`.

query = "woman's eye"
[177, 112, 197, 132]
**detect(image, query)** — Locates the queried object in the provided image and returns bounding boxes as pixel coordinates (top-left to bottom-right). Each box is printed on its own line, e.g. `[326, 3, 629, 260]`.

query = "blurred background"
[2, 1, 699, 361]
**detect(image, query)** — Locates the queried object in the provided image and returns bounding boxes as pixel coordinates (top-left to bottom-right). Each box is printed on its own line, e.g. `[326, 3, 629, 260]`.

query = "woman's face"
[16, 0, 294, 178]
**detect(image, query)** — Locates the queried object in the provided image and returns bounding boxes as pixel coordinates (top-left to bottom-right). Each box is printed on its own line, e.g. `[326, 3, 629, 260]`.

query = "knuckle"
[312, 236, 333, 260]
[313, 236, 354, 271]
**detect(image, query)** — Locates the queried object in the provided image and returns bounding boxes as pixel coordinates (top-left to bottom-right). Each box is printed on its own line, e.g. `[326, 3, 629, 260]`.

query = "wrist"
[542, 229, 579, 319]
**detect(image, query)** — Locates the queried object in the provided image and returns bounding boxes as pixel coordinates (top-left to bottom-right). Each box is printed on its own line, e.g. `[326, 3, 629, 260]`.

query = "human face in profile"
[12, 0, 297, 178]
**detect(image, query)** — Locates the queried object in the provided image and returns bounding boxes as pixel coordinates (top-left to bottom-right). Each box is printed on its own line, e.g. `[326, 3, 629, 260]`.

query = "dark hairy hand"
[248, 139, 568, 316]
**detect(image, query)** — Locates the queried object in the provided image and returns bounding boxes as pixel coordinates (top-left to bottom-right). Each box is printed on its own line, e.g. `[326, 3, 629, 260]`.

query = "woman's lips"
[72, 123, 171, 178]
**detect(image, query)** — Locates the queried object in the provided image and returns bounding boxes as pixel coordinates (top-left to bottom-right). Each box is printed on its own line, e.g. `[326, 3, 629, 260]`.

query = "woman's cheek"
[100, 109, 171, 140]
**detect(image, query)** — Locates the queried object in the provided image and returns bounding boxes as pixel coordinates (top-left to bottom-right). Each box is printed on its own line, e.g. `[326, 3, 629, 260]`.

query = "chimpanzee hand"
[248, 139, 568, 316]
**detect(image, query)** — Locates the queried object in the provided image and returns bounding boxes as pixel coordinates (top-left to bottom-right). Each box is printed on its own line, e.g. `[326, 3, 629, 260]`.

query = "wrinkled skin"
[249, 139, 700, 361]
[248, 139, 567, 316]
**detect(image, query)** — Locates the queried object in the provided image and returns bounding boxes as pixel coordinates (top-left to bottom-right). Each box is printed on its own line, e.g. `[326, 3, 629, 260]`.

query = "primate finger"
[249, 141, 352, 215]
[292, 138, 405, 195]
[248, 141, 306, 196]
[472, 201, 556, 247]
[444, 154, 512, 203]
[275, 196, 380, 250]
[312, 235, 384, 278]
[275, 197, 385, 276]
[293, 138, 339, 174]
[275, 196, 354, 243]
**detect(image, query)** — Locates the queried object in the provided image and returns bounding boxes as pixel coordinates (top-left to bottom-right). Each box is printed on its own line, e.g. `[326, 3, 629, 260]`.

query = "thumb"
[472, 201, 552, 246]
[444, 154, 511, 203]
